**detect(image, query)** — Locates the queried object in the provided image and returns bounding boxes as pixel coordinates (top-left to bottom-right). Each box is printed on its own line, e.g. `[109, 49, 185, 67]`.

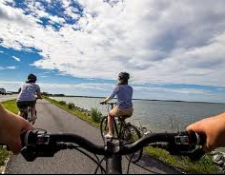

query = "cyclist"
[17, 74, 42, 122]
[0, 102, 33, 153]
[101, 72, 134, 138]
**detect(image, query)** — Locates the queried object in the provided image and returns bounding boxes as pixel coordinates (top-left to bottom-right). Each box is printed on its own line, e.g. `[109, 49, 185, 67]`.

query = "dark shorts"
[17, 101, 36, 109]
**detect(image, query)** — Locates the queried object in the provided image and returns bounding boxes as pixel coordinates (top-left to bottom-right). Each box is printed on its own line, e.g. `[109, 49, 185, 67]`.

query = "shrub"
[68, 103, 75, 109]
[59, 101, 67, 105]
[91, 108, 102, 123]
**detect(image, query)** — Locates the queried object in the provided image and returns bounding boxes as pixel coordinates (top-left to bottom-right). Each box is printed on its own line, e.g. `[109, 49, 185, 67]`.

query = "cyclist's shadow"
[131, 154, 184, 174]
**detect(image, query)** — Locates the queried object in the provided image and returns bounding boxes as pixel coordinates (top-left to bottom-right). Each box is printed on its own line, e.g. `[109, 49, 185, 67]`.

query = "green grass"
[91, 108, 102, 123]
[145, 147, 219, 174]
[0, 147, 9, 166]
[0, 100, 17, 169]
[45, 96, 219, 174]
[2, 100, 19, 114]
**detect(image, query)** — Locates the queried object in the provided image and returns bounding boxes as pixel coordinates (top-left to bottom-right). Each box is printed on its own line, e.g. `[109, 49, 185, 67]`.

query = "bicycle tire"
[100, 116, 108, 139]
[22, 111, 28, 120]
[124, 124, 143, 163]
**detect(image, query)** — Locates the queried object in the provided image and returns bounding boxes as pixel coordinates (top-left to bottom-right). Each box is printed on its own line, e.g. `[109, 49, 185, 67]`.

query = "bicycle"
[19, 98, 41, 125]
[100, 103, 143, 163]
[19, 107, 37, 124]
[20, 129, 206, 174]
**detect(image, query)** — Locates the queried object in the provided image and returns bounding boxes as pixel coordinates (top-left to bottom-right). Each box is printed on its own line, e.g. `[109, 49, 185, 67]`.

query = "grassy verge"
[45, 96, 219, 174]
[145, 147, 219, 174]
[2, 100, 19, 114]
[0, 100, 17, 170]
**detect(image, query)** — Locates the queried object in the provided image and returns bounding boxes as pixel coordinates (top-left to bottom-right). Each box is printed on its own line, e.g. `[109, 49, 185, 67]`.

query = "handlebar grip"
[187, 131, 206, 146]
[21, 130, 36, 147]
[195, 133, 207, 146]
[188, 131, 206, 161]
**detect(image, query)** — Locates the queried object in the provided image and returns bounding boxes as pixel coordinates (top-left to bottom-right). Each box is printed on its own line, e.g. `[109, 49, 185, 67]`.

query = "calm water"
[51, 97, 225, 132]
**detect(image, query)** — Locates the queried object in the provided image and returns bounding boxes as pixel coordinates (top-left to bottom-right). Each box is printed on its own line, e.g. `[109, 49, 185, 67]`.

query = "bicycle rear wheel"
[100, 116, 108, 139]
[123, 124, 143, 163]
[21, 109, 28, 120]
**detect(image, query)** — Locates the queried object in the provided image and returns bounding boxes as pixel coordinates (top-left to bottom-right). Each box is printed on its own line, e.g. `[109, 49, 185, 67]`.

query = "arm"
[36, 85, 42, 99]
[0, 103, 33, 153]
[187, 112, 225, 152]
[18, 88, 21, 94]
[37, 92, 42, 99]
[103, 86, 119, 103]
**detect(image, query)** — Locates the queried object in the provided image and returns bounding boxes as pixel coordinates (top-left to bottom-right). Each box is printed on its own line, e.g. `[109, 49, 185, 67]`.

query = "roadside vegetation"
[45, 96, 219, 174]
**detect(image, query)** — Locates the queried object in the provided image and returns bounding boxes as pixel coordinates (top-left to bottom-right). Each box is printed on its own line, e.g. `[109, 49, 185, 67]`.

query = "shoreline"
[47, 95, 225, 105]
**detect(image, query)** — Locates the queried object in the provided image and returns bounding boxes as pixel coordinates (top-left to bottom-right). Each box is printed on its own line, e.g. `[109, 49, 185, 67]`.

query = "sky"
[0, 0, 225, 103]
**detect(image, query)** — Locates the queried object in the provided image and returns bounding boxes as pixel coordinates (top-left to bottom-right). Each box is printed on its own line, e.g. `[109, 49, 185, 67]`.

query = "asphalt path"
[6, 100, 180, 174]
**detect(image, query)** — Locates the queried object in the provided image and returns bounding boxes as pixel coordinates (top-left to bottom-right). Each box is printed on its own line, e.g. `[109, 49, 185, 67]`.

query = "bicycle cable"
[58, 143, 106, 174]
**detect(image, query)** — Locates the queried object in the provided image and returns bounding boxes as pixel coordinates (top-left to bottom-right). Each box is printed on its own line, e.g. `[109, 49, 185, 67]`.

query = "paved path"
[6, 100, 180, 174]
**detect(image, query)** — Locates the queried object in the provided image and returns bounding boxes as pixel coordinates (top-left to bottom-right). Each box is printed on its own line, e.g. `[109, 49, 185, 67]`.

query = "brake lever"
[21, 146, 58, 162]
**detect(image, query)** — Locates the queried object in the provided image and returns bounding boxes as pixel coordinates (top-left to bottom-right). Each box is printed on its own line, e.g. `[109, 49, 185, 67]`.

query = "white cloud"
[1, 0, 225, 88]
[0, 66, 16, 70]
[12, 56, 20, 62]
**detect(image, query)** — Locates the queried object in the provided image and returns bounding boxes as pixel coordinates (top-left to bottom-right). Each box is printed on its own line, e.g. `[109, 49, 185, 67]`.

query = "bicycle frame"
[20, 107, 30, 120]
[113, 118, 128, 140]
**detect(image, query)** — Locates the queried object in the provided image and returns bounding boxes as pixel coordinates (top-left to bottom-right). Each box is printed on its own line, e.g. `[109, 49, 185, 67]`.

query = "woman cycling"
[101, 72, 134, 138]
[17, 74, 42, 122]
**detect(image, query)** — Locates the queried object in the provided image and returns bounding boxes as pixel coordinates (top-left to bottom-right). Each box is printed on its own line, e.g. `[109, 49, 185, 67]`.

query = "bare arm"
[37, 92, 42, 99]
[0, 103, 33, 153]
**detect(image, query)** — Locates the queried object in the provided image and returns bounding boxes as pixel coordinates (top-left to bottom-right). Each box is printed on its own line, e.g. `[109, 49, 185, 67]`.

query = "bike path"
[6, 100, 180, 174]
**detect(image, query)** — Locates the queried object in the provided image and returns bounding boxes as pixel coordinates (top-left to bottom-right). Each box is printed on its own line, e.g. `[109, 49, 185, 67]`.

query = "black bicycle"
[19, 98, 41, 125]
[100, 103, 143, 163]
[20, 129, 206, 174]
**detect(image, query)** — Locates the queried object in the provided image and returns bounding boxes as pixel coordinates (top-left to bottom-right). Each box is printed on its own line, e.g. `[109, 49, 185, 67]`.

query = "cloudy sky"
[0, 0, 225, 103]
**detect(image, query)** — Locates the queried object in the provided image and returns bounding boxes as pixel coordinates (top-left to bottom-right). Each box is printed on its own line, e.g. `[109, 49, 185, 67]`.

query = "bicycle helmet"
[118, 72, 130, 80]
[28, 74, 37, 82]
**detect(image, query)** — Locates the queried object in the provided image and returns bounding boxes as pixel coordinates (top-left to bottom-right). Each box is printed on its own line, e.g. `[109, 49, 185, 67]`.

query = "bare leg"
[31, 106, 36, 120]
[107, 114, 115, 136]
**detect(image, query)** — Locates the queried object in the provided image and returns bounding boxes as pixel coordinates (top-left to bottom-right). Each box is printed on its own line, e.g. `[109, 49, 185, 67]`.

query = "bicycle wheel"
[21, 109, 28, 120]
[100, 116, 108, 139]
[123, 124, 143, 163]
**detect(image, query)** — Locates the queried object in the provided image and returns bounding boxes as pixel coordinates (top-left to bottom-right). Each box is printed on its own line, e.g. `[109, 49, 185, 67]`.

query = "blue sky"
[1, 0, 225, 103]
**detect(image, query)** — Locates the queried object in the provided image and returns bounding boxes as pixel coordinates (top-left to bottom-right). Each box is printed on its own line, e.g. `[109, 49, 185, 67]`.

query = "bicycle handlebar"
[20, 130, 206, 162]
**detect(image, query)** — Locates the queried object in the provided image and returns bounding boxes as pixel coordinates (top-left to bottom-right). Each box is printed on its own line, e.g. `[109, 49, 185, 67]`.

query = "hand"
[0, 109, 34, 154]
[100, 101, 107, 105]
[187, 113, 225, 152]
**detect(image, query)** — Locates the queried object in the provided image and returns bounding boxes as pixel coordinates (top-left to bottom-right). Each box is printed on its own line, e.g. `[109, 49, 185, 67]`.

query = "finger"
[9, 139, 22, 154]
[203, 144, 214, 153]
[20, 118, 34, 133]
[186, 122, 203, 133]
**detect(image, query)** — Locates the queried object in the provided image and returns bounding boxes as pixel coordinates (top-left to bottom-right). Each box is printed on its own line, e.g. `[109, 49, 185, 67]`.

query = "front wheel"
[100, 116, 108, 139]
[124, 124, 143, 163]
